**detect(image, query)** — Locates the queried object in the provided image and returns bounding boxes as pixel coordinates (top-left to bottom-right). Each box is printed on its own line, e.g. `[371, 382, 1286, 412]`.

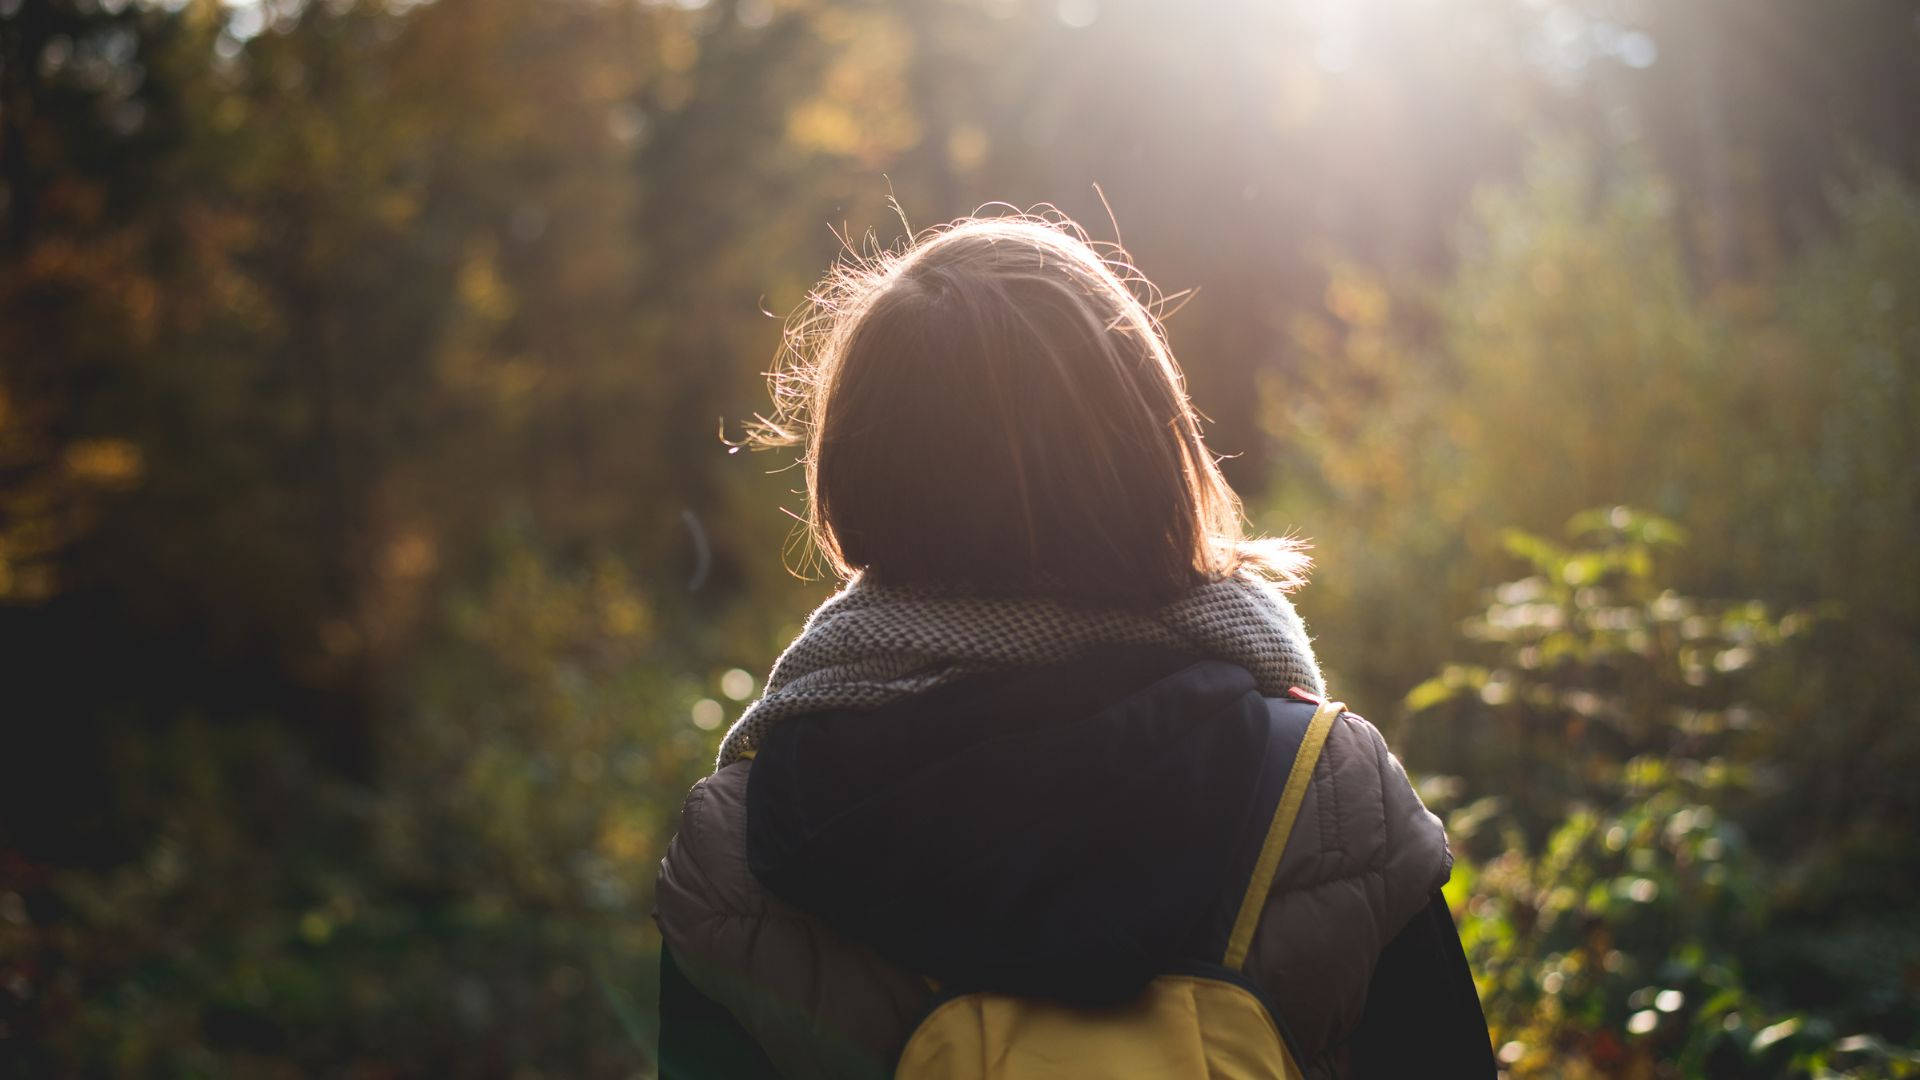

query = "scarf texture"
[715, 570, 1325, 770]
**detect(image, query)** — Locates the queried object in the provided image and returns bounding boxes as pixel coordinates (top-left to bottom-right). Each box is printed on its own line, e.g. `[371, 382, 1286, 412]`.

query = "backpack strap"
[1222, 697, 1343, 970]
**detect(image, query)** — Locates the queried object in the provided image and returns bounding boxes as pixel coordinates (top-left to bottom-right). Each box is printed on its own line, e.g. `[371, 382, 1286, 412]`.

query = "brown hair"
[749, 209, 1305, 608]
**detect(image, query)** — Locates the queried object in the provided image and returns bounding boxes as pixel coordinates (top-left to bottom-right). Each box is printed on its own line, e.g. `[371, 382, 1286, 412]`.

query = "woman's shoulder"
[654, 761, 931, 1080]
[1244, 698, 1454, 1058]
[1293, 702, 1452, 891]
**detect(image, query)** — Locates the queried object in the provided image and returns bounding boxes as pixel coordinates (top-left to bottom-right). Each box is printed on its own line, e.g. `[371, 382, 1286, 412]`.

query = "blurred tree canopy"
[1, 0, 1915, 1074]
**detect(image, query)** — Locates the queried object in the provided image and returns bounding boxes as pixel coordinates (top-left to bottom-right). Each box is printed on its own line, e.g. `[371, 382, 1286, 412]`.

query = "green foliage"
[1279, 154, 1920, 1073]
[5, 534, 714, 1076]
[1412, 510, 1917, 1078]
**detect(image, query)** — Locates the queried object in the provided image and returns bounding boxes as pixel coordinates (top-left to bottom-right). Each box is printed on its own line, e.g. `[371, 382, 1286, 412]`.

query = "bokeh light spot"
[691, 698, 724, 730]
[720, 668, 755, 701]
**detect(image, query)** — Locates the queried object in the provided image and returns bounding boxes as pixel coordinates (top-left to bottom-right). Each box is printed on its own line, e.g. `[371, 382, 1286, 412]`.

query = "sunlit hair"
[748, 207, 1307, 608]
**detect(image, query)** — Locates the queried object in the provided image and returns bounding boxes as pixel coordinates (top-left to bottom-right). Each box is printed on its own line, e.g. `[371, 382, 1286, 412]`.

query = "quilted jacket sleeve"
[1345, 891, 1497, 1078]
[657, 941, 782, 1079]
[1243, 708, 1456, 1063]
[653, 762, 931, 1080]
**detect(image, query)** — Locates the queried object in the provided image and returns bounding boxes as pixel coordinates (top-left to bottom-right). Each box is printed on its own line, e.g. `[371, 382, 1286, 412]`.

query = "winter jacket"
[653, 643, 1495, 1078]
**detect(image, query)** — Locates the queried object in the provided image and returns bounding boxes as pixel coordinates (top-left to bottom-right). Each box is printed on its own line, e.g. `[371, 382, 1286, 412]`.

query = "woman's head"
[752, 210, 1304, 607]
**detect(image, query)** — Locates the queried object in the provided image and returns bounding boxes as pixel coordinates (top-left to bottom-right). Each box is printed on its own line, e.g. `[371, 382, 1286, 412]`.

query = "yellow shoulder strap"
[1222, 698, 1343, 969]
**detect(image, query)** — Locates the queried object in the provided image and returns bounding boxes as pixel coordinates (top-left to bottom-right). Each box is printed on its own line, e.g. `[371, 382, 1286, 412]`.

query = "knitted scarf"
[715, 570, 1325, 770]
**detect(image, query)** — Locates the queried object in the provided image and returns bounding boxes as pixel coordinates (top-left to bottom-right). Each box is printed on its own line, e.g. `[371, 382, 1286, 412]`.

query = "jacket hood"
[744, 643, 1298, 1005]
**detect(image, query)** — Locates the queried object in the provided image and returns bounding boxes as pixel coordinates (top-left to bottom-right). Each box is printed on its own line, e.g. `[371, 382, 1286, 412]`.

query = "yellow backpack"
[892, 696, 1343, 1080]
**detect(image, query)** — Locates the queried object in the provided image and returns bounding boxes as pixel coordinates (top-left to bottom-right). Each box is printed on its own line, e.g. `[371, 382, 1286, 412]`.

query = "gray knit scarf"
[715, 570, 1325, 770]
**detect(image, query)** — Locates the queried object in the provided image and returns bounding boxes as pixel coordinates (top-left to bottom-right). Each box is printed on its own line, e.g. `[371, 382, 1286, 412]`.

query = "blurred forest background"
[2, 0, 1917, 1075]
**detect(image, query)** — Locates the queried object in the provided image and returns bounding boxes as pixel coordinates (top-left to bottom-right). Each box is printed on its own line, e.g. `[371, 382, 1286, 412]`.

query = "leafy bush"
[1408, 508, 1918, 1078]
